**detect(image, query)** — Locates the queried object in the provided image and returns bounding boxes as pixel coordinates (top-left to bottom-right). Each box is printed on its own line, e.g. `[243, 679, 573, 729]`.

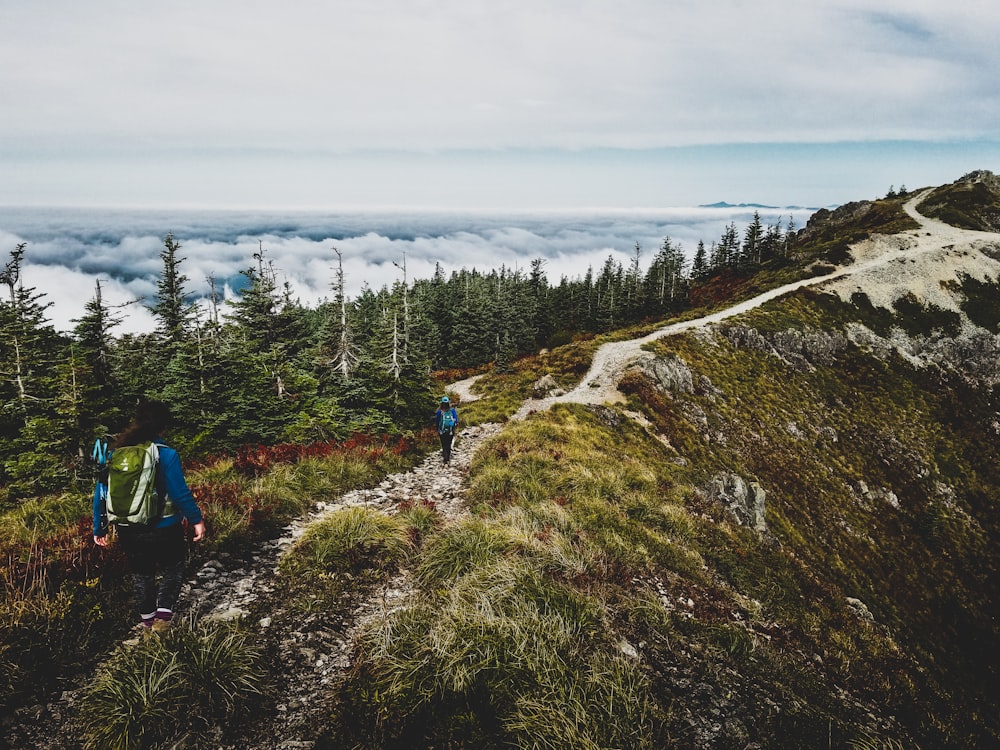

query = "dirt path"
[198, 421, 503, 749]
[512, 191, 1000, 418]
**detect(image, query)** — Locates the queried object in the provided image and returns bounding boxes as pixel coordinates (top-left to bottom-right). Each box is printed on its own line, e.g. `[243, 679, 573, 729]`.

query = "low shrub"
[1, 571, 131, 714]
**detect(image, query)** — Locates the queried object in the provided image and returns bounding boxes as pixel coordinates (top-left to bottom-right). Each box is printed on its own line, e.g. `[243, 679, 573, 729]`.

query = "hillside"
[4, 173, 1000, 749]
[915, 170, 1000, 232]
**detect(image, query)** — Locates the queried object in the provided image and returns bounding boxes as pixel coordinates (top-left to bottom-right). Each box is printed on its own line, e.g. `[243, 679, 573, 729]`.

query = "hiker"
[93, 400, 206, 632]
[435, 396, 459, 465]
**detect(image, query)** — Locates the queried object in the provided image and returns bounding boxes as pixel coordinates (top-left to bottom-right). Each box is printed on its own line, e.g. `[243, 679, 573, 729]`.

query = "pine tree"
[69, 280, 127, 454]
[73, 280, 122, 392]
[625, 242, 644, 319]
[227, 245, 279, 350]
[0, 244, 66, 498]
[742, 211, 764, 268]
[320, 246, 358, 382]
[528, 258, 551, 348]
[715, 223, 740, 271]
[646, 237, 688, 314]
[149, 234, 193, 347]
[692, 240, 709, 280]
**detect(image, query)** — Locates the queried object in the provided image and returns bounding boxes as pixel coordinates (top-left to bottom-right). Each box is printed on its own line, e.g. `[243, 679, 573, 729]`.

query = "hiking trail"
[512, 190, 1000, 418]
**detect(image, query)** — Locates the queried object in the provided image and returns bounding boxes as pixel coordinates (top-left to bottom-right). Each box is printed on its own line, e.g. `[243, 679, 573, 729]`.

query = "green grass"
[0, 492, 90, 547]
[282, 506, 413, 575]
[325, 273, 999, 746]
[331, 557, 656, 749]
[0, 433, 431, 725]
[80, 617, 264, 750]
[916, 178, 1000, 231]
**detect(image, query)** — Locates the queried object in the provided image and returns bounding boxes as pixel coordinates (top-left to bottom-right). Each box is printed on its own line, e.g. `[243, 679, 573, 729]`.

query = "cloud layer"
[0, 205, 812, 333]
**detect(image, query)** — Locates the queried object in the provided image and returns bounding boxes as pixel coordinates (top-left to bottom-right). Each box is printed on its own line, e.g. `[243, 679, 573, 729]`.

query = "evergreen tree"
[691, 240, 709, 280]
[646, 237, 688, 313]
[742, 211, 765, 268]
[73, 280, 122, 393]
[714, 223, 740, 271]
[227, 246, 279, 350]
[528, 258, 552, 348]
[0, 244, 66, 498]
[319, 246, 358, 383]
[149, 234, 193, 347]
[625, 242, 644, 319]
[68, 280, 127, 455]
[595, 255, 624, 331]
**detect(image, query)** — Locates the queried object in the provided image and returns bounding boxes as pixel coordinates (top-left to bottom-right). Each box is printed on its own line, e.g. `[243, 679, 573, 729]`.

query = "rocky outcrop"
[798, 200, 875, 240]
[958, 169, 1000, 191]
[631, 354, 695, 394]
[723, 326, 850, 370]
[705, 472, 767, 534]
[845, 597, 876, 623]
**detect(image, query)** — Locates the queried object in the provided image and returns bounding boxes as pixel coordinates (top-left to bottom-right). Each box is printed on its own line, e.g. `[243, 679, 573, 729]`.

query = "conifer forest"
[0, 213, 794, 503]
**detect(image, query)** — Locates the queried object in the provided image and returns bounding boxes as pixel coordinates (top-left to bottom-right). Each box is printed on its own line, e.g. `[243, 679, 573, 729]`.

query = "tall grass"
[191, 446, 421, 553]
[0, 492, 89, 547]
[283, 506, 413, 575]
[354, 557, 655, 747]
[80, 618, 263, 750]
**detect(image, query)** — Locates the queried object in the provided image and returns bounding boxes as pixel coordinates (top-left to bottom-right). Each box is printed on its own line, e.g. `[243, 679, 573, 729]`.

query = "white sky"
[2, 0, 999, 208]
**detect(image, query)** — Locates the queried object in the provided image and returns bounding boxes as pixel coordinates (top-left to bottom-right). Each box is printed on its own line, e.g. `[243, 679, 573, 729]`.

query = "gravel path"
[513, 191, 1000, 419]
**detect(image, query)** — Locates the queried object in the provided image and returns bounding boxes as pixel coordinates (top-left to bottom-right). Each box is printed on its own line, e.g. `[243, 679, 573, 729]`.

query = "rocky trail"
[10, 191, 999, 749]
[196, 421, 504, 749]
[11, 423, 502, 750]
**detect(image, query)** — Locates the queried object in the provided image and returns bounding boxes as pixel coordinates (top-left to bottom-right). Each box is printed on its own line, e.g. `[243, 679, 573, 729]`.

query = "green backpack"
[106, 442, 169, 526]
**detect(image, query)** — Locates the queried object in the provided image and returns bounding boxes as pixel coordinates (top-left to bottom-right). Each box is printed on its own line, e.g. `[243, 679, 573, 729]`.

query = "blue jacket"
[92, 440, 203, 537]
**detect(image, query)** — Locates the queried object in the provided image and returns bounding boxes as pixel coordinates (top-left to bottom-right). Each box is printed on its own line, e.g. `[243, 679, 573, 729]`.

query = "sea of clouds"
[0, 205, 815, 334]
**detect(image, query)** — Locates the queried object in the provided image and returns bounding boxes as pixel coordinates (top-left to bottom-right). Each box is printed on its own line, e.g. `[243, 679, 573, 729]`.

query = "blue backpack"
[440, 409, 457, 434]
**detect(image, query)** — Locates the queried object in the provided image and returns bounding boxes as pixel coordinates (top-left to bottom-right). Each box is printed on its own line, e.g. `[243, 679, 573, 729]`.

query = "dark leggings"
[439, 431, 454, 463]
[117, 522, 186, 615]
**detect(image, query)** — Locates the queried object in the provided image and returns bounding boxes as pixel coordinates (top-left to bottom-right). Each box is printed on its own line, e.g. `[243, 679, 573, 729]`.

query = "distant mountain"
[699, 200, 821, 210]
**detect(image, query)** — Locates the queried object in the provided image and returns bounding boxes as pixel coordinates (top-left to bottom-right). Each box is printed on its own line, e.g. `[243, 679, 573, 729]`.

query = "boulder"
[633, 354, 695, 394]
[706, 472, 767, 533]
[532, 374, 560, 397]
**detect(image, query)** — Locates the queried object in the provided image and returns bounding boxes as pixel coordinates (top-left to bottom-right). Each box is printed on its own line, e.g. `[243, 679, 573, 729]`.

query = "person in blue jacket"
[435, 396, 459, 465]
[93, 400, 206, 632]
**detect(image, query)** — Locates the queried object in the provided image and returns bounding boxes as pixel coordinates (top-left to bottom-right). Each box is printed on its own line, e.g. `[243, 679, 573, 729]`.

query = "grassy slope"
[916, 175, 1000, 232]
[319, 192, 999, 749]
[324, 291, 998, 749]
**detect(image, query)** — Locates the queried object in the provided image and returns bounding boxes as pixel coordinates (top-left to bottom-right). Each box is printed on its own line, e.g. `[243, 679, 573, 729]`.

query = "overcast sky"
[2, 0, 999, 209]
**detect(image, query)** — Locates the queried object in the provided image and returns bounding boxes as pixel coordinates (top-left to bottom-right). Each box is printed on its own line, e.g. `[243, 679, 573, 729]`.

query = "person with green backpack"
[435, 395, 459, 465]
[92, 400, 206, 632]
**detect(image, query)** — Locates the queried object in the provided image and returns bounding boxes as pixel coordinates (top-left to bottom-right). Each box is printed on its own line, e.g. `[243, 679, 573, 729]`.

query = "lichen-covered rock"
[632, 354, 695, 394]
[705, 472, 767, 533]
[532, 373, 560, 397]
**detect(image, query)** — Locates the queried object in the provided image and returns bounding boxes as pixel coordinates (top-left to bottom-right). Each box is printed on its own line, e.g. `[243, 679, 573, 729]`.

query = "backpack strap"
[92, 438, 109, 467]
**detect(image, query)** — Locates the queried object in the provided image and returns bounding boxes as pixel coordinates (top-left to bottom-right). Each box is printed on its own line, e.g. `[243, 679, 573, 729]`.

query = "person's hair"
[112, 399, 172, 448]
